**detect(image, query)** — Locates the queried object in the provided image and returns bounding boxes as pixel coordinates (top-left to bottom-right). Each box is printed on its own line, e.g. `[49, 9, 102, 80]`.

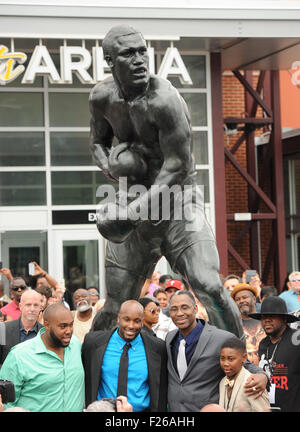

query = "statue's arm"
[127, 89, 192, 222]
[89, 86, 116, 182]
[152, 92, 192, 187]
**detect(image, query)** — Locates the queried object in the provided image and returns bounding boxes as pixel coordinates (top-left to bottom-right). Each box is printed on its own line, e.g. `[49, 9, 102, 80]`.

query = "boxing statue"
[89, 25, 243, 337]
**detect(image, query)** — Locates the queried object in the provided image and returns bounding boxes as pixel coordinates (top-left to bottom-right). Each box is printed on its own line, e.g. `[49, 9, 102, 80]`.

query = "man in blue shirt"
[82, 300, 167, 412]
[279, 271, 300, 312]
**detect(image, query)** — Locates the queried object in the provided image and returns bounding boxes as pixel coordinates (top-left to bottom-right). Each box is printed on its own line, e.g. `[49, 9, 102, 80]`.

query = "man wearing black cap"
[249, 296, 300, 412]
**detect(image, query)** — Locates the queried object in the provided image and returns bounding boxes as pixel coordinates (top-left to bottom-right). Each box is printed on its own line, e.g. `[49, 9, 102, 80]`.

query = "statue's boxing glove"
[96, 202, 135, 243]
[108, 142, 147, 181]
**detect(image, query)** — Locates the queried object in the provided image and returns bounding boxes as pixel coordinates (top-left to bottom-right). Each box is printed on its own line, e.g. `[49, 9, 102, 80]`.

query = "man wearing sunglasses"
[279, 271, 300, 312]
[0, 277, 28, 321]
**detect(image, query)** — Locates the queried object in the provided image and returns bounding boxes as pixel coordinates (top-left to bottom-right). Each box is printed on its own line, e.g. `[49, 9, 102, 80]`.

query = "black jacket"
[81, 327, 168, 411]
[0, 317, 43, 366]
[258, 326, 300, 412]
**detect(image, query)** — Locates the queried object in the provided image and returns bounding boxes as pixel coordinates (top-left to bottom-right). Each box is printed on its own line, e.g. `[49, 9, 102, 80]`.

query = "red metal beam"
[225, 147, 276, 213]
[233, 70, 273, 118]
[232, 222, 252, 249]
[224, 117, 273, 125]
[228, 242, 249, 270]
[252, 130, 273, 212]
[211, 52, 228, 275]
[261, 234, 276, 285]
[224, 69, 286, 287]
[245, 71, 259, 272]
[226, 132, 246, 158]
[270, 70, 287, 291]
[249, 71, 266, 118]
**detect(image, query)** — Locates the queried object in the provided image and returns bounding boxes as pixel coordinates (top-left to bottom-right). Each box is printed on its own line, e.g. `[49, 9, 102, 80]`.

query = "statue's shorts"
[105, 181, 216, 278]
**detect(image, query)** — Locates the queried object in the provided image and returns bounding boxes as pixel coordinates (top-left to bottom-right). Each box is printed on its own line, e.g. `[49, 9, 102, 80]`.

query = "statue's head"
[102, 25, 149, 91]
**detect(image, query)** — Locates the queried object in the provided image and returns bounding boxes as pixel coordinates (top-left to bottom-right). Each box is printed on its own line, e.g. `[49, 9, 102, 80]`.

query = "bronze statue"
[89, 25, 243, 337]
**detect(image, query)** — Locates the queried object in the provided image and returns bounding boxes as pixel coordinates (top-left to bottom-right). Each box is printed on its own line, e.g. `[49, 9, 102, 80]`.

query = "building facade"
[0, 1, 300, 295]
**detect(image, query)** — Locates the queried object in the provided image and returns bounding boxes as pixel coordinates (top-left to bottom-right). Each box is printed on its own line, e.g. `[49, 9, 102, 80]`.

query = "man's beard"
[240, 305, 251, 316]
[49, 328, 69, 348]
[265, 325, 284, 339]
[76, 301, 92, 312]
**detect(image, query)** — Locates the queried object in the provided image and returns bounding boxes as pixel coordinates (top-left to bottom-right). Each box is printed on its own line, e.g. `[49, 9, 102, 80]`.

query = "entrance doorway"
[0, 230, 48, 292]
[51, 229, 105, 303]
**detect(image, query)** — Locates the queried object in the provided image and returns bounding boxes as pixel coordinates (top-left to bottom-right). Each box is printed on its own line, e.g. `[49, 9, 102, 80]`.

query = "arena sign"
[0, 44, 192, 86]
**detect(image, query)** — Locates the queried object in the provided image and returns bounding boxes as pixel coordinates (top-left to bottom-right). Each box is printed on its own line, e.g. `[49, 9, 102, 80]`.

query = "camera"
[245, 269, 257, 284]
[101, 398, 117, 410]
[0, 380, 15, 404]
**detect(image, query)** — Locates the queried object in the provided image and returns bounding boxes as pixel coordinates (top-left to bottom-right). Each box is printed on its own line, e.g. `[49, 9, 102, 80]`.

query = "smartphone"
[245, 270, 257, 283]
[28, 262, 35, 276]
[0, 261, 2, 270]
[101, 398, 117, 410]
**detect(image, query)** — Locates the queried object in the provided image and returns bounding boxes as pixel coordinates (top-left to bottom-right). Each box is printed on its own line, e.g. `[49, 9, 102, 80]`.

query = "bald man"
[82, 300, 167, 412]
[0, 289, 43, 365]
[0, 303, 84, 412]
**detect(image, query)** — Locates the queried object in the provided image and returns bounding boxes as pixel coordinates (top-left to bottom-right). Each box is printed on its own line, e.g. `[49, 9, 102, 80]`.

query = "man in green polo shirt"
[0, 303, 84, 412]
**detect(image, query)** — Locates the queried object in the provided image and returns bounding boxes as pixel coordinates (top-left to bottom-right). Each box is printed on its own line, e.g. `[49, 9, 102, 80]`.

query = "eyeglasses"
[88, 292, 99, 296]
[11, 285, 27, 291]
[149, 307, 160, 314]
[291, 279, 300, 283]
[170, 305, 193, 313]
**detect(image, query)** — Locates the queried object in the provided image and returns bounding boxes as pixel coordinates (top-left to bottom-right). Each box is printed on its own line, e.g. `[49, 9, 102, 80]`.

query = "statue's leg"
[92, 226, 160, 331]
[174, 241, 243, 338]
[91, 266, 147, 331]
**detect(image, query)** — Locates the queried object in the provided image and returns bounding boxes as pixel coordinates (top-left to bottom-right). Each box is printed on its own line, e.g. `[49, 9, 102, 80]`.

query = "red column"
[244, 71, 260, 272]
[270, 71, 287, 292]
[210, 53, 228, 276]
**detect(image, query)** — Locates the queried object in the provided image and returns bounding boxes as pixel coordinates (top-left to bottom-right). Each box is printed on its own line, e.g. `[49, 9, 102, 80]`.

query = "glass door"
[63, 239, 99, 292]
[52, 229, 105, 305]
[0, 230, 48, 292]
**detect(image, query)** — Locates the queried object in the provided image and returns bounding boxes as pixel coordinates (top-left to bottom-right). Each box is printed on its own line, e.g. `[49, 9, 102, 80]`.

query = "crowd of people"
[0, 263, 300, 413]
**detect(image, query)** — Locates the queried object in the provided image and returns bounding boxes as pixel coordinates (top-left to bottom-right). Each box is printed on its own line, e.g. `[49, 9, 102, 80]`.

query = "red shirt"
[0, 299, 21, 320]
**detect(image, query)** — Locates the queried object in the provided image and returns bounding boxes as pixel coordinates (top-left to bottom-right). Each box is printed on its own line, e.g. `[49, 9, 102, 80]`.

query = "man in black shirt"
[249, 296, 300, 412]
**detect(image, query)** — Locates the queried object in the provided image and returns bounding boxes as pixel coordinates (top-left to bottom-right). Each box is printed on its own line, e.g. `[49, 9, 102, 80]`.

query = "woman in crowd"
[138, 296, 160, 336]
